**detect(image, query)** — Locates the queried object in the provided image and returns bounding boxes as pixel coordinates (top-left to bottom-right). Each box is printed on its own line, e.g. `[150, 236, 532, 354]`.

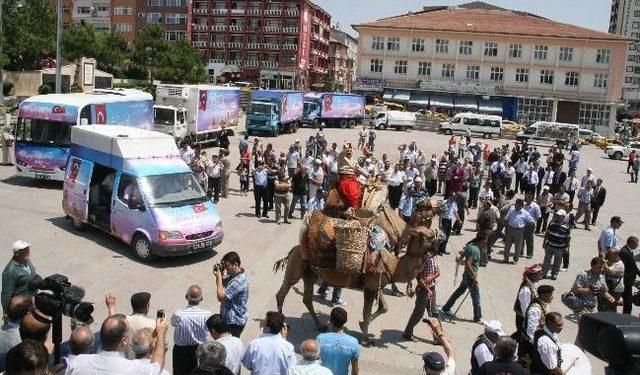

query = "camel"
[273, 189, 439, 344]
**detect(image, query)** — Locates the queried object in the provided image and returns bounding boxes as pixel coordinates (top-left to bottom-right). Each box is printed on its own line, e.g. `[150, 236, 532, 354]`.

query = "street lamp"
[55, 0, 62, 93]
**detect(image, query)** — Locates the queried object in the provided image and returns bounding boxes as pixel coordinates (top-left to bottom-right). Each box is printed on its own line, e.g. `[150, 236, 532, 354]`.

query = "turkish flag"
[192, 203, 207, 213]
[198, 91, 207, 111]
[94, 104, 107, 124]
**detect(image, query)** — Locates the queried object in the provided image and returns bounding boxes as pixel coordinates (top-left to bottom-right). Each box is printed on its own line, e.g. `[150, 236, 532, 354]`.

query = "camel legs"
[301, 270, 327, 331]
[368, 292, 389, 324]
[275, 246, 304, 314]
[359, 289, 389, 343]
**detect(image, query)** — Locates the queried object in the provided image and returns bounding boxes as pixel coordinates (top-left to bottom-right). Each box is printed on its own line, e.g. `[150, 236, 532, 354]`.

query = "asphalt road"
[1, 122, 638, 374]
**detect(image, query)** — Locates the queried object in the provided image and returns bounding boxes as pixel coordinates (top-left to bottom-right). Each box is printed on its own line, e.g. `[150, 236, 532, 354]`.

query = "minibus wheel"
[132, 234, 156, 262]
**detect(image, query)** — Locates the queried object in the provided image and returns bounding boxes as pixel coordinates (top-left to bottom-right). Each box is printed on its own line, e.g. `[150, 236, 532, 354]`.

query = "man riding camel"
[337, 142, 365, 209]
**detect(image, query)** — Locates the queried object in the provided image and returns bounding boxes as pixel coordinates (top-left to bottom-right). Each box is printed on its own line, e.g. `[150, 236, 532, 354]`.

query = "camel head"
[405, 227, 439, 258]
[324, 189, 347, 217]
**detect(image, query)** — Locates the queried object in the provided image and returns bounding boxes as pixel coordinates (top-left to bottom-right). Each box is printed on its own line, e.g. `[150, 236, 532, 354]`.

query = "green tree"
[131, 25, 168, 84]
[2, 0, 56, 71]
[95, 31, 129, 78]
[156, 38, 206, 84]
[61, 22, 98, 63]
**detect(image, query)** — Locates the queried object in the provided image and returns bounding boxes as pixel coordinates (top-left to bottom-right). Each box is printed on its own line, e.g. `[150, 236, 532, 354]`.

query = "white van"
[371, 110, 416, 131]
[439, 112, 502, 139]
[516, 121, 579, 149]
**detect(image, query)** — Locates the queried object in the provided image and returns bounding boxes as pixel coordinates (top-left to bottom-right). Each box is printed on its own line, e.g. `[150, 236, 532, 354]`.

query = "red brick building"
[189, 0, 330, 90]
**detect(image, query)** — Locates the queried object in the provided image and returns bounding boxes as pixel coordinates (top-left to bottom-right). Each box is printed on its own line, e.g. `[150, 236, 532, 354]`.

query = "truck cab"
[303, 100, 321, 126]
[246, 90, 302, 136]
[62, 125, 223, 262]
[154, 105, 188, 140]
[246, 100, 280, 135]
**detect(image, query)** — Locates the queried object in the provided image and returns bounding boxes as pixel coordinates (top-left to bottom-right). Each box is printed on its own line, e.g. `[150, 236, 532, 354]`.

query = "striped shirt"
[171, 305, 212, 346]
[545, 222, 571, 249]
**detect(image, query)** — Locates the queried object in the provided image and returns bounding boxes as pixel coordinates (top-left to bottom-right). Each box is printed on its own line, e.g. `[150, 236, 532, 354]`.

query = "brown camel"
[274, 192, 439, 344]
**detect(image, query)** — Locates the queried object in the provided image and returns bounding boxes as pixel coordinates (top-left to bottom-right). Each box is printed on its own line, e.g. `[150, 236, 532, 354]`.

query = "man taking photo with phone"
[214, 252, 249, 338]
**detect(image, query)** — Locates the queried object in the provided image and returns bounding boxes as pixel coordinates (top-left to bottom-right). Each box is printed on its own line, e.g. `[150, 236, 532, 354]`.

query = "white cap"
[587, 167, 593, 172]
[555, 209, 567, 217]
[414, 177, 423, 183]
[12, 240, 30, 253]
[484, 320, 505, 336]
[314, 158, 322, 164]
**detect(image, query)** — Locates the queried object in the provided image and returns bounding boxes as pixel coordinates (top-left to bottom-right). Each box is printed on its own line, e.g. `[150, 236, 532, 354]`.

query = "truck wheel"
[246, 130, 253, 136]
[339, 120, 347, 129]
[348, 120, 356, 128]
[131, 234, 156, 263]
[614, 151, 623, 160]
[273, 126, 280, 137]
[72, 217, 86, 231]
[482, 133, 489, 139]
[313, 119, 320, 128]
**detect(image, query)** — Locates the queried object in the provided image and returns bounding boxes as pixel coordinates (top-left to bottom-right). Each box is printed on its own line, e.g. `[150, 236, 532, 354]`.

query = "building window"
[465, 65, 480, 80]
[629, 54, 636, 62]
[559, 47, 573, 62]
[518, 98, 553, 123]
[372, 36, 384, 50]
[114, 23, 133, 32]
[626, 77, 633, 83]
[631, 44, 637, 51]
[418, 62, 431, 76]
[370, 59, 383, 73]
[490, 67, 504, 81]
[634, 22, 640, 29]
[166, 0, 186, 6]
[441, 63, 455, 78]
[148, 0, 163, 6]
[633, 33, 640, 40]
[484, 42, 498, 57]
[114, 6, 134, 15]
[435, 39, 449, 54]
[579, 103, 610, 128]
[147, 13, 162, 24]
[627, 66, 634, 73]
[166, 30, 186, 41]
[165, 13, 187, 24]
[540, 69, 554, 84]
[93, 21, 110, 32]
[412, 38, 425, 52]
[596, 48, 611, 64]
[565, 71, 580, 86]
[509, 44, 522, 59]
[459, 41, 473, 55]
[95, 5, 109, 12]
[394, 60, 407, 74]
[594, 73, 609, 88]
[515, 68, 529, 83]
[534, 45, 548, 60]
[635, 10, 640, 17]
[76, 6, 91, 15]
[387, 37, 400, 51]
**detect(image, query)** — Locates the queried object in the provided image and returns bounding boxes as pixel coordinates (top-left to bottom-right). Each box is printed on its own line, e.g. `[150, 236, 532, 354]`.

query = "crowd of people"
[2, 123, 640, 375]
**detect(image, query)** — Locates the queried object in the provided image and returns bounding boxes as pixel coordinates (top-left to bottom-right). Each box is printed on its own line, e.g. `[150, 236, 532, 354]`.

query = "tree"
[156, 38, 206, 84]
[2, 0, 56, 71]
[95, 31, 130, 78]
[61, 22, 98, 63]
[131, 25, 168, 84]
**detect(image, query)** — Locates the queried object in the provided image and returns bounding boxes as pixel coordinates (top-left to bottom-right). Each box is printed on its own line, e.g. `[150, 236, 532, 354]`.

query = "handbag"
[561, 292, 596, 311]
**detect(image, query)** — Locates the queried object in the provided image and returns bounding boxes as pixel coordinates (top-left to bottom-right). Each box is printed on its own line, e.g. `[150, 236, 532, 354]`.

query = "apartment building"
[326, 39, 351, 92]
[189, 0, 330, 90]
[353, 2, 629, 132]
[111, 0, 137, 41]
[137, 0, 188, 42]
[330, 26, 358, 92]
[609, 0, 640, 112]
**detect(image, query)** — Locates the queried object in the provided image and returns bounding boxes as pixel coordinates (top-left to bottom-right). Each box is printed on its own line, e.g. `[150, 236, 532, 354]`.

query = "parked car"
[604, 141, 640, 160]
[595, 138, 624, 149]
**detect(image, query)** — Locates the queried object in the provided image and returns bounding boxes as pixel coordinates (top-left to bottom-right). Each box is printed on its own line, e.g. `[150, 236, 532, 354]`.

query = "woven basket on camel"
[335, 220, 368, 274]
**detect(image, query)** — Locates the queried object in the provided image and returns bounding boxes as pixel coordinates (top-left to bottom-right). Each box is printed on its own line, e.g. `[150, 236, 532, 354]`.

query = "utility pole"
[0, 0, 4, 104]
[55, 0, 62, 93]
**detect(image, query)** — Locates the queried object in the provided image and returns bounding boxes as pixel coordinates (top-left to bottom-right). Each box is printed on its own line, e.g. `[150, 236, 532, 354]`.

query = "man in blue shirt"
[598, 216, 623, 257]
[317, 307, 359, 375]
[253, 162, 269, 218]
[214, 252, 249, 338]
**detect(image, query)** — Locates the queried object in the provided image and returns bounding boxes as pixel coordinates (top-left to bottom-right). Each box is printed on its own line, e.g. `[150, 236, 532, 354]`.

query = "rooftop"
[353, 1, 628, 41]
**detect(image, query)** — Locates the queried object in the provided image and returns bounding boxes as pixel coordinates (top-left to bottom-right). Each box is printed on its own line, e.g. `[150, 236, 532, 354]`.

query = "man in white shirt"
[287, 339, 332, 375]
[470, 320, 505, 373]
[580, 167, 596, 188]
[503, 196, 535, 264]
[387, 164, 405, 209]
[524, 285, 554, 345]
[180, 142, 195, 165]
[206, 314, 244, 374]
[66, 315, 168, 374]
[522, 165, 539, 196]
[531, 312, 564, 374]
[130, 328, 170, 374]
[563, 171, 579, 204]
[127, 292, 156, 335]
[523, 193, 542, 258]
[242, 311, 296, 374]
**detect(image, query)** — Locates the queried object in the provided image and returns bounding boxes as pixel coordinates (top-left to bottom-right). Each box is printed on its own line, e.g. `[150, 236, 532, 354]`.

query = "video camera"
[30, 274, 94, 324]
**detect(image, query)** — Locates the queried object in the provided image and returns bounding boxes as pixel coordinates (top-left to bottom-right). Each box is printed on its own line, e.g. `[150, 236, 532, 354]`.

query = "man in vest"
[469, 320, 505, 374]
[520, 285, 554, 366]
[531, 312, 564, 375]
[512, 264, 542, 356]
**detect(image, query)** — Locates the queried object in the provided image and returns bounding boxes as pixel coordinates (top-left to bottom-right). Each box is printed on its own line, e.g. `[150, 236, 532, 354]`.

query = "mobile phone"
[157, 309, 165, 319]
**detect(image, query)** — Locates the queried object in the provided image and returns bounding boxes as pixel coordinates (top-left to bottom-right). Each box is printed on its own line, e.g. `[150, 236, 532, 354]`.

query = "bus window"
[451, 117, 462, 124]
[484, 120, 501, 127]
[80, 105, 92, 125]
[464, 117, 481, 126]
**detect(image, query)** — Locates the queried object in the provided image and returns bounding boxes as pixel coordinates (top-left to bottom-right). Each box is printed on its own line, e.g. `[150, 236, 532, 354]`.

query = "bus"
[439, 112, 502, 139]
[14, 89, 153, 181]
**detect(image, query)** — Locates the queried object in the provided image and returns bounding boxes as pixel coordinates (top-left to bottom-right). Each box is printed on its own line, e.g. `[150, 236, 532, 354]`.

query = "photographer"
[2, 240, 37, 319]
[214, 252, 249, 338]
[568, 257, 616, 315]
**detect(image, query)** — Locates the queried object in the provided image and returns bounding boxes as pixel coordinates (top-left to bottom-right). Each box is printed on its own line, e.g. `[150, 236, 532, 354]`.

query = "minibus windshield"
[141, 173, 207, 206]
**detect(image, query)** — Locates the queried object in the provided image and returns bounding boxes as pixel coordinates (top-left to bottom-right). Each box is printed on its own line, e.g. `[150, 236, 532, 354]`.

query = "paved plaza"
[1, 123, 638, 374]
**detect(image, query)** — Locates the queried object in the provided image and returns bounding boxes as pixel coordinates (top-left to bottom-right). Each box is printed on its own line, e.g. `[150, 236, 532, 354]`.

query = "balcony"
[230, 9, 245, 15]
[245, 60, 260, 67]
[210, 41, 225, 48]
[211, 9, 229, 15]
[192, 24, 208, 31]
[211, 25, 227, 31]
[311, 33, 320, 41]
[261, 61, 279, 68]
[247, 9, 261, 15]
[193, 8, 208, 15]
[264, 9, 282, 16]
[282, 44, 298, 50]
[283, 27, 299, 34]
[247, 43, 261, 49]
[229, 25, 244, 32]
[263, 43, 280, 50]
[263, 26, 281, 33]
[228, 42, 243, 48]
[192, 41, 208, 48]
[209, 59, 225, 64]
[228, 60, 243, 66]
[284, 9, 299, 17]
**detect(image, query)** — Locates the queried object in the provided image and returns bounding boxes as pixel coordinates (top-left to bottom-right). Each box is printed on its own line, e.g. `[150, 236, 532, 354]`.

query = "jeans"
[541, 245, 564, 277]
[404, 286, 436, 336]
[632, 169, 639, 183]
[442, 276, 482, 321]
[289, 194, 307, 218]
[439, 218, 453, 254]
[318, 281, 341, 302]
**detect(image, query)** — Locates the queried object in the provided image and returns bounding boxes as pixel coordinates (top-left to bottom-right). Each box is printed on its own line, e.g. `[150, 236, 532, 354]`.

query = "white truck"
[371, 110, 416, 131]
[154, 84, 241, 144]
[516, 121, 579, 149]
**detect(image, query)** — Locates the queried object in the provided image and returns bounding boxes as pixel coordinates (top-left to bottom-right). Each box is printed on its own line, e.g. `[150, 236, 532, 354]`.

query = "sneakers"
[332, 299, 348, 307]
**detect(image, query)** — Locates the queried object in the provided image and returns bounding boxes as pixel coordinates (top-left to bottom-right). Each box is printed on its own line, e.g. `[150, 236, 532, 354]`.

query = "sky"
[313, 0, 612, 38]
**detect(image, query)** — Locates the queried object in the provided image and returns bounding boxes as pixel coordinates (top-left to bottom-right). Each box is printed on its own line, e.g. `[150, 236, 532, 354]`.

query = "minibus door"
[63, 157, 94, 223]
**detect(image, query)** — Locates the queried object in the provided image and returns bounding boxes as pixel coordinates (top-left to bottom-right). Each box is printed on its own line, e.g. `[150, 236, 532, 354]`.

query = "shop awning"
[478, 98, 503, 114]
[455, 96, 478, 111]
[430, 94, 455, 109]
[382, 88, 410, 102]
[408, 92, 430, 107]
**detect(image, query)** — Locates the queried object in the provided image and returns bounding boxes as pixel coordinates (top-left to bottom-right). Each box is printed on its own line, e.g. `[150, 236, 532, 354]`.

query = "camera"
[213, 261, 225, 273]
[30, 274, 94, 323]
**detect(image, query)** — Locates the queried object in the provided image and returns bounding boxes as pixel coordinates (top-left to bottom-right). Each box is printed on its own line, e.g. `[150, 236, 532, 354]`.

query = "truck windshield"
[141, 172, 207, 206]
[141, 173, 206, 206]
[155, 107, 175, 125]
[15, 118, 74, 146]
[249, 103, 272, 115]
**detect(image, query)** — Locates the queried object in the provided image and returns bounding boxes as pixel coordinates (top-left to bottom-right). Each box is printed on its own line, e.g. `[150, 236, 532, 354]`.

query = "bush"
[70, 84, 83, 93]
[3, 82, 13, 96]
[38, 84, 53, 95]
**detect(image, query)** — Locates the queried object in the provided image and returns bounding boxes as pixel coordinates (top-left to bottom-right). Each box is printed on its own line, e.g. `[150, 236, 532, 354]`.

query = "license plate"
[192, 240, 213, 250]
[35, 173, 51, 180]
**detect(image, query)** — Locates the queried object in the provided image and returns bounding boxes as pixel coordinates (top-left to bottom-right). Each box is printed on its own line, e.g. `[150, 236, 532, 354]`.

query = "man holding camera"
[2, 240, 37, 320]
[214, 252, 249, 338]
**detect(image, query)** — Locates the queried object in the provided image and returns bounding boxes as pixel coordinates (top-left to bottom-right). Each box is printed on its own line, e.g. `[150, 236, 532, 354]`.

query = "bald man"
[287, 339, 332, 375]
[19, 311, 51, 343]
[171, 284, 212, 375]
[65, 326, 94, 366]
[0, 295, 32, 371]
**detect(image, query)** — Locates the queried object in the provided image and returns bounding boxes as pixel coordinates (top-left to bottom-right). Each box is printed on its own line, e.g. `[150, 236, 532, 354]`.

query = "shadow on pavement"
[2, 175, 63, 190]
[46, 216, 217, 268]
